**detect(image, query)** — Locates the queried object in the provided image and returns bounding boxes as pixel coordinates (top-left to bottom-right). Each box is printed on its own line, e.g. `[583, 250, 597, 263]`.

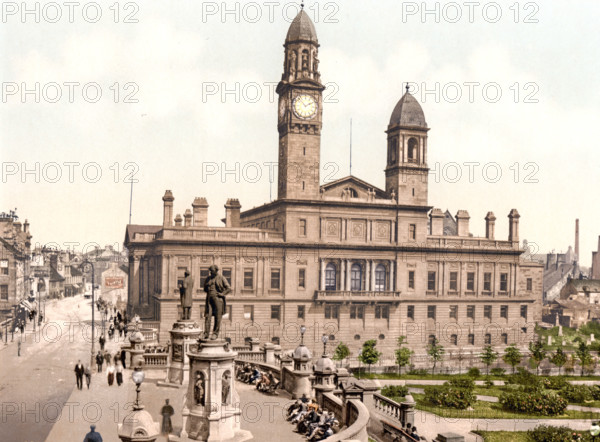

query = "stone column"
[320, 259, 325, 291]
[365, 260, 370, 291]
[165, 321, 202, 386]
[345, 259, 351, 291]
[389, 261, 394, 291]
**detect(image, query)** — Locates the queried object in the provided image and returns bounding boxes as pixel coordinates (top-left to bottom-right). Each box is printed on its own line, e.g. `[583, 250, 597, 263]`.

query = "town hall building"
[124, 9, 543, 358]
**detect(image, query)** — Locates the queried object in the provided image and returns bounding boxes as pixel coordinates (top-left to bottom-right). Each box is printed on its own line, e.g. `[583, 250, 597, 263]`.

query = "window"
[484, 305, 492, 319]
[427, 305, 436, 320]
[271, 305, 281, 320]
[243, 269, 254, 289]
[468, 333, 475, 345]
[408, 271, 415, 289]
[484, 333, 492, 345]
[298, 268, 306, 288]
[350, 305, 364, 319]
[449, 272, 458, 291]
[467, 305, 475, 319]
[500, 273, 508, 292]
[483, 272, 492, 291]
[177, 266, 187, 289]
[325, 304, 339, 319]
[270, 269, 281, 290]
[521, 305, 528, 319]
[527, 278, 533, 291]
[222, 268, 232, 284]
[299, 219, 307, 237]
[243, 305, 254, 321]
[467, 272, 475, 291]
[449, 305, 458, 320]
[501, 333, 508, 344]
[407, 305, 414, 320]
[428, 334, 436, 345]
[272, 337, 280, 345]
[408, 224, 416, 240]
[407, 138, 418, 163]
[0, 259, 8, 275]
[297, 305, 305, 320]
[199, 267, 209, 284]
[0, 285, 8, 300]
[374, 264, 386, 291]
[225, 305, 232, 321]
[500, 305, 508, 319]
[325, 263, 337, 291]
[375, 305, 389, 319]
[427, 271, 436, 291]
[450, 334, 458, 345]
[351, 263, 362, 291]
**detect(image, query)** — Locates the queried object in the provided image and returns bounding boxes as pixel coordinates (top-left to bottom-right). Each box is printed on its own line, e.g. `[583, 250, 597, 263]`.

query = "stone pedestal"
[171, 339, 251, 442]
[167, 320, 202, 385]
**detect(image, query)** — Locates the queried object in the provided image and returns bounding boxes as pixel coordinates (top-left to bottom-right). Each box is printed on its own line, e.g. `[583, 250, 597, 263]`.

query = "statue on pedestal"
[203, 265, 231, 340]
[180, 270, 194, 320]
[193, 372, 205, 406]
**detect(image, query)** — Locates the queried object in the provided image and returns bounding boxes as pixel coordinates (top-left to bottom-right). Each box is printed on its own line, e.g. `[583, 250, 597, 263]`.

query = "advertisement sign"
[105, 277, 124, 289]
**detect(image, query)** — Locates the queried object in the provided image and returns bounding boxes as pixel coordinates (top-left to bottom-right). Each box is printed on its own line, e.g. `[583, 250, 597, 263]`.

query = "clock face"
[293, 94, 317, 119]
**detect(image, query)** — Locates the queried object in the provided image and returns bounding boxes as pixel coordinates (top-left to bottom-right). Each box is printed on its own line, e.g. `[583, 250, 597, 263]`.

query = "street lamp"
[80, 259, 96, 369]
[321, 334, 328, 356]
[132, 363, 146, 410]
[300, 325, 306, 346]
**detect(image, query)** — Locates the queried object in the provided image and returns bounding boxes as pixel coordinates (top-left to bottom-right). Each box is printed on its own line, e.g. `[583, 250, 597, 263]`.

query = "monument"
[203, 265, 231, 340]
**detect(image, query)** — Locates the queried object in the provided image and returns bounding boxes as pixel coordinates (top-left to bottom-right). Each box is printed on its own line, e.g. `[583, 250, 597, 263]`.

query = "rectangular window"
[427, 305, 436, 320]
[483, 272, 492, 291]
[0, 285, 8, 300]
[408, 271, 415, 289]
[449, 305, 458, 320]
[270, 269, 281, 290]
[527, 278, 533, 291]
[485, 334, 492, 345]
[243, 305, 254, 321]
[408, 224, 416, 240]
[451, 334, 458, 345]
[502, 333, 508, 344]
[298, 268, 306, 288]
[500, 273, 508, 291]
[270, 305, 281, 321]
[427, 271, 436, 291]
[222, 268, 232, 284]
[375, 305, 389, 319]
[243, 269, 254, 289]
[297, 305, 305, 319]
[521, 305, 528, 319]
[468, 334, 475, 345]
[467, 272, 475, 291]
[449, 272, 458, 291]
[299, 219, 307, 237]
[350, 305, 365, 319]
[325, 304, 339, 320]
[467, 305, 475, 319]
[177, 266, 187, 289]
[0, 259, 8, 275]
[407, 305, 414, 320]
[200, 267, 210, 284]
[484, 305, 492, 319]
[500, 305, 508, 319]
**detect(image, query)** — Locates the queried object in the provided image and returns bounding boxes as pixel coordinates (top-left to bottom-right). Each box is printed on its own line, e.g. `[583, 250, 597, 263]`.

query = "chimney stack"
[192, 197, 209, 227]
[429, 208, 444, 236]
[508, 209, 520, 244]
[184, 209, 192, 227]
[455, 210, 470, 237]
[23, 219, 29, 233]
[162, 190, 174, 228]
[575, 218, 580, 262]
[224, 199, 241, 228]
[485, 212, 496, 240]
[174, 214, 183, 227]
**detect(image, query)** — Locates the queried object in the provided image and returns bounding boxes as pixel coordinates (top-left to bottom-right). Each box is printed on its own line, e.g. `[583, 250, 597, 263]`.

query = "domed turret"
[293, 345, 312, 362]
[286, 9, 318, 43]
[389, 87, 428, 129]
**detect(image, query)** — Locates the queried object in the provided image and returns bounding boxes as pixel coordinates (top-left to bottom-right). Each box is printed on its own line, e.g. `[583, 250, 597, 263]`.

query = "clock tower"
[276, 8, 324, 200]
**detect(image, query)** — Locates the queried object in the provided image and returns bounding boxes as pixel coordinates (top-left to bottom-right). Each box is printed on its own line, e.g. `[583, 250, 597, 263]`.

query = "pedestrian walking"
[99, 335, 105, 351]
[83, 424, 103, 442]
[85, 365, 92, 389]
[17, 340, 21, 357]
[116, 361, 124, 386]
[96, 351, 104, 373]
[74, 360, 85, 390]
[160, 399, 174, 436]
[106, 363, 115, 386]
[120, 349, 127, 369]
[118, 322, 123, 338]
[104, 351, 112, 366]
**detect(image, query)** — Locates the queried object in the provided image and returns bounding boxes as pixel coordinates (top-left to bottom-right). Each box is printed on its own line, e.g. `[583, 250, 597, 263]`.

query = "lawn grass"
[473, 431, 530, 442]
[365, 372, 600, 381]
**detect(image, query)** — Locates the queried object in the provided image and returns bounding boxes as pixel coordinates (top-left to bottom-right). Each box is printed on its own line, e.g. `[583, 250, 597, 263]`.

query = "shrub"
[528, 424, 591, 442]
[540, 376, 568, 390]
[499, 390, 568, 416]
[447, 377, 475, 390]
[380, 385, 408, 399]
[424, 385, 476, 410]
[590, 385, 600, 400]
[506, 367, 539, 387]
[490, 367, 506, 377]
[407, 368, 429, 376]
[484, 379, 494, 389]
[558, 384, 592, 403]
[467, 367, 480, 378]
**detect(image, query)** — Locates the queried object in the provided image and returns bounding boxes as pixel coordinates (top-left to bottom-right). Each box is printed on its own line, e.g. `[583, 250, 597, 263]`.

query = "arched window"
[325, 263, 337, 291]
[374, 264, 386, 291]
[407, 138, 418, 163]
[351, 263, 362, 291]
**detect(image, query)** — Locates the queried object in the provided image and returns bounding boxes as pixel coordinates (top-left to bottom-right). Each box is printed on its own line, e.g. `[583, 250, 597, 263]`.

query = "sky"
[1, 1, 599, 266]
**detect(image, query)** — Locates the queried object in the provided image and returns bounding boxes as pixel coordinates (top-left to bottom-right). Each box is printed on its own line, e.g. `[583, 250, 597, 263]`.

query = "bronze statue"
[194, 372, 205, 406]
[180, 270, 194, 320]
[222, 371, 231, 404]
[203, 265, 231, 340]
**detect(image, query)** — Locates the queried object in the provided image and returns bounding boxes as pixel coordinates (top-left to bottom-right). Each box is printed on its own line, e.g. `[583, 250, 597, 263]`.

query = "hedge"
[499, 390, 568, 416]
[424, 385, 476, 410]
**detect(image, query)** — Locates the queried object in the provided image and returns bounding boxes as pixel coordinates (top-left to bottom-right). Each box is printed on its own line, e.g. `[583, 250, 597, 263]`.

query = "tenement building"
[125, 10, 542, 357]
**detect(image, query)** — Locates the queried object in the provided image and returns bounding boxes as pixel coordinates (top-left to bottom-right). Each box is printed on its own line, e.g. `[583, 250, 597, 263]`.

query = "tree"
[479, 345, 498, 376]
[550, 347, 567, 376]
[358, 339, 381, 374]
[575, 339, 593, 377]
[332, 342, 350, 367]
[394, 336, 413, 375]
[427, 337, 445, 376]
[503, 344, 523, 374]
[528, 340, 547, 376]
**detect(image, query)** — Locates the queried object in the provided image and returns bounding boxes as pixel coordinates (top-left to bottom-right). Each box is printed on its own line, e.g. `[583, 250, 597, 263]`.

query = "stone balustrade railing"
[143, 353, 168, 367]
[373, 392, 402, 421]
[236, 350, 266, 362]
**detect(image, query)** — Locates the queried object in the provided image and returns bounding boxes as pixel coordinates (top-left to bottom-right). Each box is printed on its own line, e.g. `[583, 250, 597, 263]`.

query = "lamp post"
[300, 325, 306, 346]
[80, 260, 95, 369]
[321, 334, 328, 356]
[132, 363, 146, 410]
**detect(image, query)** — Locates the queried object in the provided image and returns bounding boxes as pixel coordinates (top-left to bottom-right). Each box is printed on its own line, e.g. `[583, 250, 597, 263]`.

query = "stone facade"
[124, 10, 543, 358]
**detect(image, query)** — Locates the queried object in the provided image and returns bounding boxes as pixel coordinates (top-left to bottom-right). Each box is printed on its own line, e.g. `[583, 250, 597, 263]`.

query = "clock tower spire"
[276, 8, 324, 200]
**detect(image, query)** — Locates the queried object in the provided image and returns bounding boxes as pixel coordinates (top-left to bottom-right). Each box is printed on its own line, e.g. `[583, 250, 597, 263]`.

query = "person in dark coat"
[83, 424, 103, 442]
[84, 365, 92, 389]
[203, 265, 230, 339]
[99, 335, 105, 350]
[74, 360, 84, 390]
[120, 349, 127, 369]
[160, 399, 174, 436]
[96, 351, 104, 373]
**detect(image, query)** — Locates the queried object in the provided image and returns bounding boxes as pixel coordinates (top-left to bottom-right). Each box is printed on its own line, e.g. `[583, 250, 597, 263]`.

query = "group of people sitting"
[235, 364, 280, 394]
[400, 422, 423, 441]
[286, 396, 339, 441]
[143, 344, 169, 354]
